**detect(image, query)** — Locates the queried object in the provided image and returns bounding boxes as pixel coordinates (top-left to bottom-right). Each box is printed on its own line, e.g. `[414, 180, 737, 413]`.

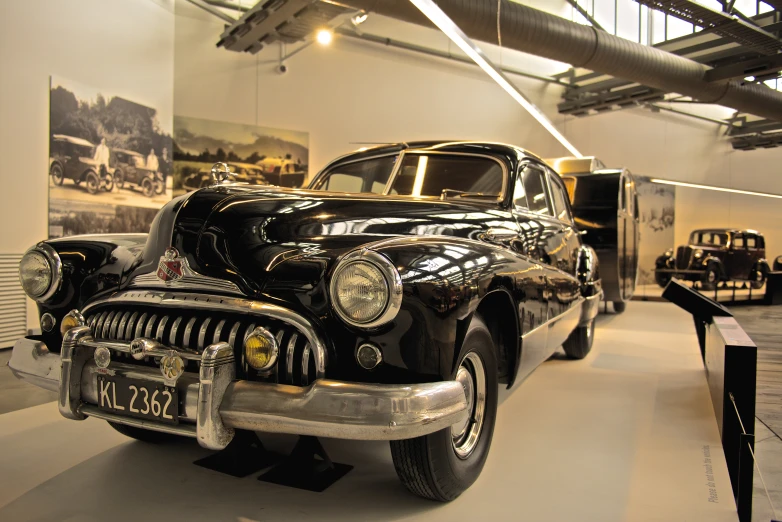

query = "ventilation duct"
[338, 0, 782, 122]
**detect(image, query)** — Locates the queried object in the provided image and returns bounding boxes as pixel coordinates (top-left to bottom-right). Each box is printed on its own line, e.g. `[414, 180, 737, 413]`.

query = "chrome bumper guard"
[8, 330, 469, 450]
[580, 291, 602, 325]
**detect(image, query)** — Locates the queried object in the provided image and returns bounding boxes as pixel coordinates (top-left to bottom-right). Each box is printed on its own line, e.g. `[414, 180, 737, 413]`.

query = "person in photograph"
[146, 148, 159, 172]
[160, 147, 171, 190]
[94, 137, 110, 177]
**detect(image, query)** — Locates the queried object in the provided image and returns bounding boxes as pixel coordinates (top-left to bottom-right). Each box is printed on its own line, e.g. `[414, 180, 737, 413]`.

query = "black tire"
[390, 315, 498, 502]
[114, 171, 124, 189]
[701, 265, 719, 291]
[750, 264, 767, 290]
[655, 272, 672, 289]
[562, 318, 595, 360]
[85, 171, 100, 194]
[141, 178, 155, 197]
[102, 173, 114, 192]
[108, 421, 182, 443]
[50, 163, 64, 185]
[155, 177, 165, 194]
[613, 301, 627, 314]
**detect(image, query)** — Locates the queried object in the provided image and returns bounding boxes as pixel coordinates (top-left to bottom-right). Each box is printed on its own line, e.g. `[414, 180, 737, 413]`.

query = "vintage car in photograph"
[49, 134, 114, 194]
[11, 141, 601, 501]
[547, 157, 639, 313]
[111, 149, 164, 197]
[256, 156, 306, 188]
[182, 162, 268, 191]
[655, 228, 769, 290]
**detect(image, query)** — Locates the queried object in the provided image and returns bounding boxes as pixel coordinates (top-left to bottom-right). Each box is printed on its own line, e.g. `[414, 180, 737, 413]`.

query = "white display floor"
[0, 302, 738, 521]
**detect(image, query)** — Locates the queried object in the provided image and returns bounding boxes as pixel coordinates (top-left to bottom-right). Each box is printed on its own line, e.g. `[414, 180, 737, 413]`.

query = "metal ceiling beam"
[563, 0, 606, 31]
[633, 0, 782, 55]
[727, 118, 782, 135]
[705, 53, 782, 81]
[731, 133, 782, 149]
[559, 85, 667, 115]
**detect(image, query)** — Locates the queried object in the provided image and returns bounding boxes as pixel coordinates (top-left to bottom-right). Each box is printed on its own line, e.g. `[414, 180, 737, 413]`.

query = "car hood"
[131, 185, 516, 295]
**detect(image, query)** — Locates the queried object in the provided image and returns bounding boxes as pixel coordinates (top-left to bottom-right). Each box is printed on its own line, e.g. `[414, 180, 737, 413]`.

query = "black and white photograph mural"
[48, 76, 172, 237]
[172, 116, 309, 197]
[636, 176, 676, 287]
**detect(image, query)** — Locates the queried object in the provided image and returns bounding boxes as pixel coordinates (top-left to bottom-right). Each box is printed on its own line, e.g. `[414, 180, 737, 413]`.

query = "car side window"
[747, 236, 757, 249]
[757, 236, 765, 249]
[520, 167, 552, 215]
[734, 235, 745, 249]
[547, 172, 573, 223]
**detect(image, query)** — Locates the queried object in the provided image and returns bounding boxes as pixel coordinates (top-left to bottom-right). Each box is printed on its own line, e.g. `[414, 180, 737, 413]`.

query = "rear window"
[569, 176, 617, 207]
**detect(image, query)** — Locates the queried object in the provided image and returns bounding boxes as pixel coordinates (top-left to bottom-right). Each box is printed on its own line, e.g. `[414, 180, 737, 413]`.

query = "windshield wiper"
[440, 188, 498, 200]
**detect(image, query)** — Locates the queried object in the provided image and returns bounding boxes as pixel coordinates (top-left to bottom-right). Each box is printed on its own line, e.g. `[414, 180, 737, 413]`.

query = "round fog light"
[60, 310, 85, 336]
[244, 327, 278, 371]
[40, 313, 56, 332]
[356, 343, 382, 370]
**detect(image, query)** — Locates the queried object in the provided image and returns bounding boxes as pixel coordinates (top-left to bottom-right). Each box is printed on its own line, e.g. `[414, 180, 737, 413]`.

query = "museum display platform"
[0, 302, 739, 521]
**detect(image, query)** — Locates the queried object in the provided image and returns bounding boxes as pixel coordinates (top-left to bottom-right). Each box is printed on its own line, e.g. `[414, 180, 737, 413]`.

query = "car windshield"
[314, 153, 505, 199]
[690, 231, 728, 246]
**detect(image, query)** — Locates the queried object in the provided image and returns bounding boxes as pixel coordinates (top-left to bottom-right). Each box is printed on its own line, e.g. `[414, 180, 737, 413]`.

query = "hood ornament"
[157, 247, 184, 283]
[211, 162, 236, 185]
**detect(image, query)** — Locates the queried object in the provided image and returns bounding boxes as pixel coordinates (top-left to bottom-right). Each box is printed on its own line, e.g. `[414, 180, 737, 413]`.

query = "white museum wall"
[0, 0, 175, 326]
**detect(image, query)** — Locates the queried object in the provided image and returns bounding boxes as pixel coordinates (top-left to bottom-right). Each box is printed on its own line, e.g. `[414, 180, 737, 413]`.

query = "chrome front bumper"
[9, 331, 469, 450]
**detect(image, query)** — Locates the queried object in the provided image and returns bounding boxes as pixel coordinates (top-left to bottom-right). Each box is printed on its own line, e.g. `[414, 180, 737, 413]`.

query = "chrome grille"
[675, 246, 692, 270]
[84, 306, 316, 385]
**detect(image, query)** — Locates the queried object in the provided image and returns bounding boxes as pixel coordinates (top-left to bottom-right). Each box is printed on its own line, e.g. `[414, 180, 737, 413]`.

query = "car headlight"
[693, 249, 704, 259]
[330, 250, 402, 328]
[19, 243, 62, 302]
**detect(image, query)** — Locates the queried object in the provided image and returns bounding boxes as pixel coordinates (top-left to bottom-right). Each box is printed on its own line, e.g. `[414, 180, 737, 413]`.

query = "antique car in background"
[49, 134, 114, 194]
[111, 149, 164, 197]
[182, 162, 268, 191]
[256, 156, 306, 188]
[11, 141, 601, 501]
[655, 228, 769, 290]
[547, 157, 639, 313]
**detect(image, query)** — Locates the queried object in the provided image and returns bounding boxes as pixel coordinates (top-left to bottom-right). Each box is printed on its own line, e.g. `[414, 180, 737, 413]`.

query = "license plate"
[97, 375, 178, 424]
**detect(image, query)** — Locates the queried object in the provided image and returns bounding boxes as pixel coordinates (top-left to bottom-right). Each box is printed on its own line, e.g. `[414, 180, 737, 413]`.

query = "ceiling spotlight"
[316, 29, 333, 46]
[351, 12, 369, 26]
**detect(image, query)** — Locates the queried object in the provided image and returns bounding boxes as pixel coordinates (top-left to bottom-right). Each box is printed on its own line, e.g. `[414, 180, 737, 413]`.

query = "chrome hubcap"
[708, 271, 716, 283]
[451, 352, 486, 459]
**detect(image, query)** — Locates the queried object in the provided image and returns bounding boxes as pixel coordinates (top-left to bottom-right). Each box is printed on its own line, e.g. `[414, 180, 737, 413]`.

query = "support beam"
[705, 53, 782, 82]
[563, 0, 605, 31]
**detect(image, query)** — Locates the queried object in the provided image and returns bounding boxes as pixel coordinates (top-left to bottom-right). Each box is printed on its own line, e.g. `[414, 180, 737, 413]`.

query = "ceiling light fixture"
[650, 178, 782, 199]
[316, 28, 333, 45]
[408, 0, 582, 158]
[351, 12, 369, 25]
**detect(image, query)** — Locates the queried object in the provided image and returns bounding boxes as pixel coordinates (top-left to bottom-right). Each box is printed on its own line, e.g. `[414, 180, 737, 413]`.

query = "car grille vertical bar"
[134, 313, 148, 339]
[101, 311, 116, 339]
[109, 313, 123, 339]
[286, 333, 297, 383]
[212, 319, 226, 344]
[227, 322, 241, 348]
[182, 317, 198, 348]
[301, 343, 311, 386]
[125, 312, 139, 340]
[169, 316, 183, 346]
[198, 317, 212, 348]
[145, 314, 158, 338]
[156, 316, 170, 342]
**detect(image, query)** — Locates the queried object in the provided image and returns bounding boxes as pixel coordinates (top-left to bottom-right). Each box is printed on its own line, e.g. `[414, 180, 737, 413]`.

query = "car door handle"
[485, 228, 517, 240]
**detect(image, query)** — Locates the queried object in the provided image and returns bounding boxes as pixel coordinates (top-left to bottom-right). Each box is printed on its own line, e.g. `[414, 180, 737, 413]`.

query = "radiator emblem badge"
[157, 247, 184, 283]
[160, 350, 185, 385]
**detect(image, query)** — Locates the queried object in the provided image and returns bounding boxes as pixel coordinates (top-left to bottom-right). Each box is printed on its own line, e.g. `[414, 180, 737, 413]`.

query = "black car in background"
[655, 228, 770, 290]
[548, 157, 640, 313]
[12, 141, 602, 502]
[49, 134, 114, 194]
[111, 149, 163, 197]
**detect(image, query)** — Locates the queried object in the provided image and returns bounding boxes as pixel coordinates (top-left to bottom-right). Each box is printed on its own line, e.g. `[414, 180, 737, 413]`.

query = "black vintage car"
[112, 149, 163, 197]
[11, 141, 601, 501]
[548, 157, 640, 313]
[655, 228, 769, 290]
[49, 134, 114, 194]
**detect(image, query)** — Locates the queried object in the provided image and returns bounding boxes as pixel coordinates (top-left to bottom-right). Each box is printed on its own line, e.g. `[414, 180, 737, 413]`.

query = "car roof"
[334, 140, 545, 163]
[113, 149, 143, 157]
[52, 134, 95, 147]
[691, 228, 762, 236]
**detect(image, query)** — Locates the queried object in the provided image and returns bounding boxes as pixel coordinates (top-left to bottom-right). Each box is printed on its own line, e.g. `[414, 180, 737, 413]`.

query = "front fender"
[29, 234, 146, 351]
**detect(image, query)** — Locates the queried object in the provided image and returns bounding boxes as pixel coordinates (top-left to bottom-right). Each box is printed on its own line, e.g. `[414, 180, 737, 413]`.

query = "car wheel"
[102, 173, 114, 192]
[654, 272, 672, 289]
[390, 315, 498, 501]
[50, 164, 64, 185]
[142, 178, 155, 197]
[114, 171, 124, 189]
[613, 301, 627, 314]
[155, 178, 165, 194]
[85, 171, 100, 194]
[562, 317, 595, 360]
[701, 266, 719, 291]
[108, 422, 182, 443]
[750, 265, 767, 290]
